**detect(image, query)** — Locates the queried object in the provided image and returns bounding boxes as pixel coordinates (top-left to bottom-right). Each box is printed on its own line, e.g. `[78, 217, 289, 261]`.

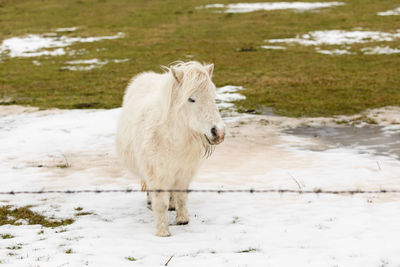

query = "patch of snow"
[67, 48, 87, 56]
[61, 65, 100, 71]
[55, 27, 78, 32]
[66, 59, 107, 65]
[204, 2, 344, 13]
[72, 33, 124, 43]
[32, 60, 41, 66]
[261, 45, 286, 50]
[316, 48, 354, 55]
[25, 47, 67, 57]
[268, 30, 400, 46]
[361, 46, 400, 55]
[0, 32, 124, 58]
[112, 58, 129, 63]
[216, 85, 246, 110]
[62, 58, 108, 71]
[61, 58, 129, 71]
[6, 215, 15, 221]
[377, 7, 400, 16]
[205, 3, 225, 8]
[14, 219, 29, 225]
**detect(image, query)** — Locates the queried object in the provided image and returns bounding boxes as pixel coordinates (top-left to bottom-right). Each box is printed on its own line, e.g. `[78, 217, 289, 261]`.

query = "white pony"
[116, 61, 225, 236]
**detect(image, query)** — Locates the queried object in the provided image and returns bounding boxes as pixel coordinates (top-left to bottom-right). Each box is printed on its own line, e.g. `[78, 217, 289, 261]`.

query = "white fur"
[115, 61, 225, 236]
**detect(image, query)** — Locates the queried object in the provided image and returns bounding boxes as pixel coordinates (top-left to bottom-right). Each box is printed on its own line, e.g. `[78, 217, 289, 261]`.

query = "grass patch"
[232, 216, 239, 224]
[1, 233, 15, 239]
[6, 244, 22, 250]
[126, 256, 136, 261]
[335, 115, 379, 125]
[74, 207, 94, 216]
[56, 154, 70, 168]
[75, 211, 94, 216]
[0, 205, 74, 227]
[55, 163, 70, 169]
[65, 248, 73, 254]
[0, 0, 399, 117]
[236, 248, 259, 253]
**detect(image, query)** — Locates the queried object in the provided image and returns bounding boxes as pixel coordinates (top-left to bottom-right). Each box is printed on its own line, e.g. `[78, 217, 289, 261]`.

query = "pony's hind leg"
[146, 192, 152, 207]
[169, 193, 176, 211]
[142, 181, 152, 207]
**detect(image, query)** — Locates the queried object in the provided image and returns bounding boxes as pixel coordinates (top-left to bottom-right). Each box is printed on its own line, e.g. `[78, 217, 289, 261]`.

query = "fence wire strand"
[1, 188, 400, 195]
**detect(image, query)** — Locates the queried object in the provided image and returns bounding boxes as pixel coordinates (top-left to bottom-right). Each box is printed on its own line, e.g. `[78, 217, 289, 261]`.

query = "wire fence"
[1, 188, 400, 195]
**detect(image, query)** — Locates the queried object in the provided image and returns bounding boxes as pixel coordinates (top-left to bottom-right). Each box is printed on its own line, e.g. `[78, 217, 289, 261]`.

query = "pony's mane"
[161, 60, 208, 75]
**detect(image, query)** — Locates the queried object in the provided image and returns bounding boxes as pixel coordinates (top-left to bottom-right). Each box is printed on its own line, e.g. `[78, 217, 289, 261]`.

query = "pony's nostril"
[211, 126, 217, 137]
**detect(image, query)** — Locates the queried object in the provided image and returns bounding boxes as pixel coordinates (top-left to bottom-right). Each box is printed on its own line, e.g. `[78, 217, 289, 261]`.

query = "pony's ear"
[171, 67, 184, 83]
[206, 64, 214, 78]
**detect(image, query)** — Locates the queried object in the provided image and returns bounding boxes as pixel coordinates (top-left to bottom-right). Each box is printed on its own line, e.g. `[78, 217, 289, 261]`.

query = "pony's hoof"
[168, 207, 176, 211]
[176, 213, 189, 225]
[155, 229, 171, 237]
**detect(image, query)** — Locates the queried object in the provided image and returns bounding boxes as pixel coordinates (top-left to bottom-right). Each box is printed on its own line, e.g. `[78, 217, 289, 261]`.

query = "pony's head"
[168, 61, 225, 146]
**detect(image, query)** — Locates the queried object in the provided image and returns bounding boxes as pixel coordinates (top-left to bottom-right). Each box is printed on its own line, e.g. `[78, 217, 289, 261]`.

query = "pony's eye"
[188, 98, 195, 103]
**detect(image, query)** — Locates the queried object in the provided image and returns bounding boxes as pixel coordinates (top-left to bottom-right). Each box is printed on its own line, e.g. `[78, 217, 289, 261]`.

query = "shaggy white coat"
[116, 61, 225, 236]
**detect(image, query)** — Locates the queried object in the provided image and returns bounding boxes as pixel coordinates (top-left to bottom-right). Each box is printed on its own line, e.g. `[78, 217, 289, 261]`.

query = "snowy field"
[1, 98, 400, 266]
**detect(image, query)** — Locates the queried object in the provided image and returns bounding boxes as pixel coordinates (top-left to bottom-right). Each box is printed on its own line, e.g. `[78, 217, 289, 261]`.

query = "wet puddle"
[285, 125, 400, 159]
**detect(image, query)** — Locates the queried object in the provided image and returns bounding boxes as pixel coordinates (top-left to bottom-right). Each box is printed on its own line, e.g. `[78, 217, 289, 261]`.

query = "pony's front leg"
[151, 191, 171, 237]
[175, 191, 189, 225]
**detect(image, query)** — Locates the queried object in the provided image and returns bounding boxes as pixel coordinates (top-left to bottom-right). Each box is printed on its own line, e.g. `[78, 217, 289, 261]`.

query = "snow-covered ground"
[315, 48, 354, 55]
[61, 58, 129, 71]
[1, 99, 400, 266]
[361, 46, 400, 55]
[0, 31, 123, 58]
[215, 85, 246, 111]
[261, 45, 287, 50]
[377, 7, 400, 16]
[203, 2, 344, 13]
[265, 29, 400, 55]
[0, 29, 130, 71]
[268, 30, 400, 46]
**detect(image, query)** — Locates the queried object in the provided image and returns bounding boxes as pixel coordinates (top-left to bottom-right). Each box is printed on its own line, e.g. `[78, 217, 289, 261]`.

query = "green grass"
[236, 247, 259, 253]
[6, 244, 22, 250]
[73, 207, 94, 216]
[75, 211, 94, 216]
[0, 0, 399, 117]
[1, 233, 15, 239]
[126, 256, 136, 261]
[0, 205, 74, 227]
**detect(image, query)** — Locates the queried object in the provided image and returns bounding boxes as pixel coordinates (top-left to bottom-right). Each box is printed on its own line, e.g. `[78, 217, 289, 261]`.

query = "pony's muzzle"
[209, 125, 225, 145]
